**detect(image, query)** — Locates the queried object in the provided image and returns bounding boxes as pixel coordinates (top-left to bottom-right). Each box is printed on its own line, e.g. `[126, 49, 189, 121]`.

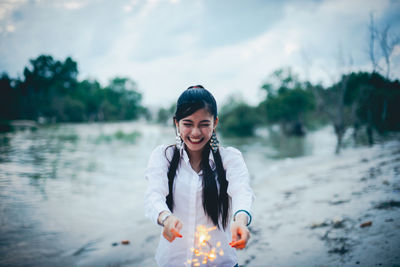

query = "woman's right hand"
[162, 214, 183, 242]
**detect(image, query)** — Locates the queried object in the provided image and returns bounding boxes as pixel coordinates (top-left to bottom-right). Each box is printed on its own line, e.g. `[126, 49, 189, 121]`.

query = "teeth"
[190, 138, 202, 142]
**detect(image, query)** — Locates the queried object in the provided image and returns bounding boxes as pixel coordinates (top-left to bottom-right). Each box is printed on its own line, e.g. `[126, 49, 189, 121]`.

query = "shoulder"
[218, 146, 249, 176]
[149, 144, 176, 162]
[218, 146, 244, 163]
[219, 146, 242, 157]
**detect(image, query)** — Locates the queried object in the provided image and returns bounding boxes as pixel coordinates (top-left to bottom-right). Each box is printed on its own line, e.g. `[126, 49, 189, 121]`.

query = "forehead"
[181, 108, 214, 121]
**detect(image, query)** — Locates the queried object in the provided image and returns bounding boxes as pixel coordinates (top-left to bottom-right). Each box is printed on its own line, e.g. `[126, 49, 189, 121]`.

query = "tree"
[19, 55, 79, 121]
[157, 103, 176, 125]
[219, 96, 261, 137]
[101, 77, 144, 121]
[0, 73, 19, 120]
[353, 72, 400, 134]
[258, 68, 315, 136]
[3, 54, 146, 123]
[368, 13, 400, 79]
[365, 14, 400, 144]
[75, 79, 103, 121]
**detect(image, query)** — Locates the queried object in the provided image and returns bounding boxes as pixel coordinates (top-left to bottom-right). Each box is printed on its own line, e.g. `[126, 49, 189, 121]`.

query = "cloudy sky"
[1, 0, 399, 107]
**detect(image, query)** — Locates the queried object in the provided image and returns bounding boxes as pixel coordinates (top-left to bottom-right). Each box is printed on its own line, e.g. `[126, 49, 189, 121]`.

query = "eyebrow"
[182, 119, 211, 123]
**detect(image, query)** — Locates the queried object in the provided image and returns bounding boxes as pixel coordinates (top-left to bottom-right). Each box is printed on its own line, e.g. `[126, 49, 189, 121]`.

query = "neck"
[185, 147, 203, 171]
[186, 148, 202, 162]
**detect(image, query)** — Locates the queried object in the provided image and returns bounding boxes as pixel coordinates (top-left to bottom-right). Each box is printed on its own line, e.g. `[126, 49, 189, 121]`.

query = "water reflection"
[222, 127, 322, 160]
[0, 135, 11, 162]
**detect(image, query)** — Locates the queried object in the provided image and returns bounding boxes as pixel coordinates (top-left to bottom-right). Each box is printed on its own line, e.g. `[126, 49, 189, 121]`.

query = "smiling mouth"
[188, 137, 204, 144]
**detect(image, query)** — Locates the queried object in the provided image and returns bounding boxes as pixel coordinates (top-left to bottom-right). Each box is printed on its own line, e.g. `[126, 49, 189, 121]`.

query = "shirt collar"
[179, 143, 216, 170]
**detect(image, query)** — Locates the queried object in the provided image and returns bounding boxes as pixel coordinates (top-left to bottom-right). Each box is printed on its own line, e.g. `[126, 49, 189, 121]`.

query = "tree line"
[1, 53, 398, 155]
[217, 68, 400, 153]
[0, 55, 147, 125]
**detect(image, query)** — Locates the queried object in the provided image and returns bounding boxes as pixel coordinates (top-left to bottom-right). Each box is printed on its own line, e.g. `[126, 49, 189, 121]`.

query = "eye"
[200, 124, 210, 127]
[183, 123, 193, 126]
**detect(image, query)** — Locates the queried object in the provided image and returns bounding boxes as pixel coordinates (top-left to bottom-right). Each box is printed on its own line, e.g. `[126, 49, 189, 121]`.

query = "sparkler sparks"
[185, 225, 224, 266]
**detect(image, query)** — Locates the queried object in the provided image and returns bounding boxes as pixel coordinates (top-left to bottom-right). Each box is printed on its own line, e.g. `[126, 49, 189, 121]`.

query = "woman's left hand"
[229, 213, 250, 250]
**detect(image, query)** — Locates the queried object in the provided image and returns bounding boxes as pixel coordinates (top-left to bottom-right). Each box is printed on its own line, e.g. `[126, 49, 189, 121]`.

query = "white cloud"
[63, 1, 85, 10]
[284, 42, 299, 56]
[81, 0, 398, 106]
[1, 0, 399, 106]
[393, 45, 400, 57]
[0, 0, 28, 21]
[6, 24, 15, 32]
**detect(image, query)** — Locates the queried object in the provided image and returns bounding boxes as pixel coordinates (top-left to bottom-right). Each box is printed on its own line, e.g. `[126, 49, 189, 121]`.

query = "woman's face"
[175, 108, 218, 155]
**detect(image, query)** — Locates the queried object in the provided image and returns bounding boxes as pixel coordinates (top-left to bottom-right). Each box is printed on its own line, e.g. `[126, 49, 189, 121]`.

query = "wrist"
[234, 213, 248, 226]
[158, 211, 171, 226]
[233, 210, 252, 226]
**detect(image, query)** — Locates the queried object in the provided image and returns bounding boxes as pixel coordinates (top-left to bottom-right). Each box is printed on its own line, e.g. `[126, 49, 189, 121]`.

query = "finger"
[231, 229, 238, 243]
[164, 228, 172, 239]
[231, 242, 245, 249]
[241, 229, 249, 241]
[230, 239, 246, 248]
[234, 244, 245, 250]
[171, 228, 183, 238]
[176, 220, 183, 232]
[163, 232, 172, 242]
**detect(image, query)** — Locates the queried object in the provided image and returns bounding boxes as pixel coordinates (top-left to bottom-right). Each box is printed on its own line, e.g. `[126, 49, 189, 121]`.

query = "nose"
[191, 127, 201, 136]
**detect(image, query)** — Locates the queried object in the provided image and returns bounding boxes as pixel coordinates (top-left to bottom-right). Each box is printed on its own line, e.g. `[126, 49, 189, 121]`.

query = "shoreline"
[239, 140, 400, 266]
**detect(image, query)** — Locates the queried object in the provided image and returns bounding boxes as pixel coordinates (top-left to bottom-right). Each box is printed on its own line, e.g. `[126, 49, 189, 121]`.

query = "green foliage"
[95, 130, 140, 144]
[0, 54, 146, 123]
[263, 88, 315, 123]
[0, 73, 19, 120]
[157, 103, 176, 125]
[315, 71, 400, 151]
[219, 97, 261, 137]
[258, 68, 315, 135]
[344, 72, 400, 133]
[101, 78, 143, 121]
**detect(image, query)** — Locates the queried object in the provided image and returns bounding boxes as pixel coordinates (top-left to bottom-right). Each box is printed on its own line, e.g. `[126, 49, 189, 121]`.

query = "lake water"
[0, 122, 356, 266]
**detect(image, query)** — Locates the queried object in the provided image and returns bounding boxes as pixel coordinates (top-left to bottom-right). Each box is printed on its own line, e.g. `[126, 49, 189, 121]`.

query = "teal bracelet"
[233, 210, 252, 226]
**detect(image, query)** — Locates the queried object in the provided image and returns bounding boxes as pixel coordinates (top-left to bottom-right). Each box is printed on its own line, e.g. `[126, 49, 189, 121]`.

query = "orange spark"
[185, 225, 225, 266]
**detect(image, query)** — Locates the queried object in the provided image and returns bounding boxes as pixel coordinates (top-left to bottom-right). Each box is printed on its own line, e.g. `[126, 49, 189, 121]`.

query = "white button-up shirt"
[144, 144, 254, 267]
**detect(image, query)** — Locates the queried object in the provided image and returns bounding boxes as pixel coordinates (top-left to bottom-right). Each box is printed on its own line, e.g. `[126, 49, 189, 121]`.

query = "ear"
[214, 116, 219, 129]
[174, 118, 179, 129]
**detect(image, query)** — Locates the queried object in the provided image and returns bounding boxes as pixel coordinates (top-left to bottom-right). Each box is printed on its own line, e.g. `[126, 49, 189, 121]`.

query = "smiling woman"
[176, 107, 218, 162]
[144, 85, 255, 267]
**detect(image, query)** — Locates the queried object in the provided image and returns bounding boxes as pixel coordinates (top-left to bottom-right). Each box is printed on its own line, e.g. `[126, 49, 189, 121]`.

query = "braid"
[213, 149, 230, 229]
[165, 145, 180, 211]
[201, 145, 219, 226]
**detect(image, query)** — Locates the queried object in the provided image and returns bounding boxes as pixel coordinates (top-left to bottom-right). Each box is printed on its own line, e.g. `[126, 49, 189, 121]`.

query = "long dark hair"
[165, 85, 230, 229]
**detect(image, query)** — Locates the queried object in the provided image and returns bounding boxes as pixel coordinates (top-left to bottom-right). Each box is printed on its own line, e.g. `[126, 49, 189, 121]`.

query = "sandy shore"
[238, 140, 400, 267]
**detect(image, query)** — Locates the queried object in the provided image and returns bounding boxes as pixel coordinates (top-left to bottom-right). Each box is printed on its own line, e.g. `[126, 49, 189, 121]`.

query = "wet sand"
[238, 140, 400, 266]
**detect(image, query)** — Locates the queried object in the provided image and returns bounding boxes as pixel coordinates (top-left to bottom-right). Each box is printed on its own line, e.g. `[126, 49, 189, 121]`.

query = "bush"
[219, 99, 261, 137]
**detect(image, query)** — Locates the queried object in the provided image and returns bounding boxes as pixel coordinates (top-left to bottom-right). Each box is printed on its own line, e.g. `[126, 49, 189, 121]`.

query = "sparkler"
[185, 225, 224, 266]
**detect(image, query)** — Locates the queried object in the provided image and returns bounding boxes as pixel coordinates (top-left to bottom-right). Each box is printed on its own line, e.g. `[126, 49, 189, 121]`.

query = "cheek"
[203, 128, 213, 137]
[179, 127, 191, 136]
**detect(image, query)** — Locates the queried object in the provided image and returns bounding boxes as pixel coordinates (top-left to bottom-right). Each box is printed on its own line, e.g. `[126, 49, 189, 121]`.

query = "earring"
[210, 131, 219, 153]
[175, 129, 183, 149]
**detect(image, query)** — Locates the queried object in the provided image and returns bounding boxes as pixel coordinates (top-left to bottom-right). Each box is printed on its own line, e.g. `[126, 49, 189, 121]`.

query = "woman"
[145, 85, 254, 267]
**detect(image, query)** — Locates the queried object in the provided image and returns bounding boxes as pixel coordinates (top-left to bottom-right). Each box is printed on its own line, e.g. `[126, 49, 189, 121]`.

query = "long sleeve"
[223, 147, 255, 219]
[144, 145, 172, 225]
